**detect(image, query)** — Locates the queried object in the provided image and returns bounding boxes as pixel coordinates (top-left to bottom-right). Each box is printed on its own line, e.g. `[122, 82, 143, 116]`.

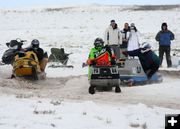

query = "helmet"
[94, 38, 104, 49]
[31, 39, 40, 48]
[141, 42, 151, 49]
[161, 22, 167, 30]
[130, 23, 135, 27]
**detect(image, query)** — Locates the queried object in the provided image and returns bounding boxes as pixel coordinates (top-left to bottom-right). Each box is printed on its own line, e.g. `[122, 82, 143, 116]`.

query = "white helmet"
[141, 42, 151, 49]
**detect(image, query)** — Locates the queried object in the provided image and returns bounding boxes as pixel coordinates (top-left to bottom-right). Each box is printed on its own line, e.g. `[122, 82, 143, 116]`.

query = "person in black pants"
[155, 22, 175, 67]
[123, 42, 160, 79]
[121, 23, 130, 49]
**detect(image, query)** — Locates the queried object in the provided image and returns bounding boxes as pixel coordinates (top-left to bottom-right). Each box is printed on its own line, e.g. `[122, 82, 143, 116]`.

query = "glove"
[111, 54, 116, 59]
[111, 59, 116, 65]
[86, 59, 96, 66]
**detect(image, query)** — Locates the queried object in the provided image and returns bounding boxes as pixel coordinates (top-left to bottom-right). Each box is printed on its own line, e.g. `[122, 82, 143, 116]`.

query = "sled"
[48, 48, 73, 68]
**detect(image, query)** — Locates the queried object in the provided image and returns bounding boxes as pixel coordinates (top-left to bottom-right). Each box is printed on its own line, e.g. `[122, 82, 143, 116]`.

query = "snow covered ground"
[0, 95, 180, 129]
[0, 5, 180, 129]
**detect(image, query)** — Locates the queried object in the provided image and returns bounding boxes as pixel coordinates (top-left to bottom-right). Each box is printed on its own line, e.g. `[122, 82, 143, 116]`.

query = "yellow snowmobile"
[12, 51, 45, 80]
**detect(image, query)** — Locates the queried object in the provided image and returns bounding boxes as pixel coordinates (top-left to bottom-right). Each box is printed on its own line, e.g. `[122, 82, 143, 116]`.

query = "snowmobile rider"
[123, 42, 160, 79]
[26, 39, 48, 72]
[86, 38, 116, 79]
[86, 38, 116, 66]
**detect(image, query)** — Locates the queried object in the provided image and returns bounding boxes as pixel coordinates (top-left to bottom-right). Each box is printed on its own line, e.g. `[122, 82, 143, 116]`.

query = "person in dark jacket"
[121, 23, 130, 49]
[123, 42, 160, 79]
[26, 39, 48, 71]
[155, 22, 175, 67]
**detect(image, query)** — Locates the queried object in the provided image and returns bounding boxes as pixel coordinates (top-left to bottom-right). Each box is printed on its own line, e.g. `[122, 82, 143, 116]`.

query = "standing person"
[121, 23, 130, 49]
[155, 22, 175, 67]
[127, 23, 140, 51]
[104, 20, 122, 59]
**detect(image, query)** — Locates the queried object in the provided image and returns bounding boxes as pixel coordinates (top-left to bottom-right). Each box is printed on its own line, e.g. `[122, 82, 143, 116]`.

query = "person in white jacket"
[104, 20, 122, 59]
[127, 23, 140, 51]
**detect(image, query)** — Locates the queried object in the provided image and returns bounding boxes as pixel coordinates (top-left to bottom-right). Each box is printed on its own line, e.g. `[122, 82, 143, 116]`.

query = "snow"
[0, 95, 179, 129]
[0, 5, 180, 129]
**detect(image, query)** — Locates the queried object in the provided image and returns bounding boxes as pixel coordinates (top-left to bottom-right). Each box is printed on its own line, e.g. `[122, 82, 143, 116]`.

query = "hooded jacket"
[155, 30, 174, 46]
[127, 28, 140, 51]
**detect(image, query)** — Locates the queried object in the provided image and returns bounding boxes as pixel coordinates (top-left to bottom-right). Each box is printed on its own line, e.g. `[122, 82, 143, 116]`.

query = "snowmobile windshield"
[9, 45, 18, 50]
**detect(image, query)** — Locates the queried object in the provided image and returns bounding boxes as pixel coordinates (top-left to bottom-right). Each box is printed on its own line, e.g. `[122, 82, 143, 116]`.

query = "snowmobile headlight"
[110, 67, 118, 74]
[93, 68, 100, 74]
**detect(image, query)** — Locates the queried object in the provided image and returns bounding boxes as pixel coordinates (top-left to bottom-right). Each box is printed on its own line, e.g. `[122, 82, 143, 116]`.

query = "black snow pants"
[159, 45, 172, 67]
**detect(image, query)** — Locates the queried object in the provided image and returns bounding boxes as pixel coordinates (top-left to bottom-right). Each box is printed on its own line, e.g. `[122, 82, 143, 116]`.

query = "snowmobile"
[111, 44, 163, 86]
[89, 65, 121, 94]
[1, 38, 46, 80]
[88, 52, 121, 94]
[48, 47, 73, 68]
[1, 38, 24, 65]
[12, 50, 46, 80]
[171, 48, 180, 68]
[117, 58, 163, 86]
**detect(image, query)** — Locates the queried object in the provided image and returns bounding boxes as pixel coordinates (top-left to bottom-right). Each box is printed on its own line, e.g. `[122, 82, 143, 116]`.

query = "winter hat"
[130, 23, 135, 27]
[130, 23, 137, 32]
[162, 22, 167, 27]
[110, 20, 115, 23]
[141, 42, 151, 53]
[141, 42, 151, 49]
[161, 22, 167, 30]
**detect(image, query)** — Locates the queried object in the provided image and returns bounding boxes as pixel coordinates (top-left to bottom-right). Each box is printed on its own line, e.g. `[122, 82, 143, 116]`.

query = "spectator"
[104, 20, 122, 59]
[127, 23, 140, 51]
[155, 22, 175, 67]
[121, 22, 130, 49]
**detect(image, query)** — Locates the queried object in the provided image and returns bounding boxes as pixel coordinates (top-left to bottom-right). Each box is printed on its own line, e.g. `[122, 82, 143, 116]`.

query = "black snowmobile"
[87, 50, 121, 94]
[1, 38, 25, 65]
[89, 65, 121, 94]
[48, 48, 73, 68]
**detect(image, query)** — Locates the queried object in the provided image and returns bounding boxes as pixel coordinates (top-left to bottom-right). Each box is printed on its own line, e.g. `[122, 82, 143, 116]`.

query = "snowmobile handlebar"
[16, 38, 27, 43]
[5, 38, 27, 48]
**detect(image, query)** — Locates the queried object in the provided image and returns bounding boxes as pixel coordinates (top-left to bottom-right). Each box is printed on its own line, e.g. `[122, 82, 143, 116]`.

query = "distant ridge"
[0, 4, 180, 13]
[132, 4, 180, 11]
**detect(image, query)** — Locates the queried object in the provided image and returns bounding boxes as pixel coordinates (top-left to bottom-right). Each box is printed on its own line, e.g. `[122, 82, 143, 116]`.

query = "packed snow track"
[0, 69, 180, 109]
